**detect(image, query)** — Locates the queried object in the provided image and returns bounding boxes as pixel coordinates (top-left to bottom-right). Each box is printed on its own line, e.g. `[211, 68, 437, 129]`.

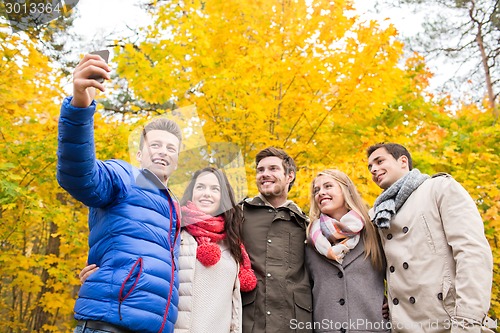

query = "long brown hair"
[180, 167, 244, 264]
[308, 169, 384, 271]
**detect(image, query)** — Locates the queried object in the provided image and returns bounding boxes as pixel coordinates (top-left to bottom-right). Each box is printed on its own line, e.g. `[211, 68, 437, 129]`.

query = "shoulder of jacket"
[431, 172, 452, 179]
[286, 201, 308, 220]
[240, 196, 264, 207]
[242, 196, 253, 204]
[100, 159, 133, 174]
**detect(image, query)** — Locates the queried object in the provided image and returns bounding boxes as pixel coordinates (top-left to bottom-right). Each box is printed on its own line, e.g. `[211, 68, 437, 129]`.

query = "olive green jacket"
[241, 196, 313, 333]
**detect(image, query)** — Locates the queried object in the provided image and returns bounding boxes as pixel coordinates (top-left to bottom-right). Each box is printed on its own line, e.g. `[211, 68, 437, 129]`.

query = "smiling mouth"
[376, 174, 384, 182]
[320, 198, 331, 205]
[199, 200, 214, 205]
[153, 159, 169, 166]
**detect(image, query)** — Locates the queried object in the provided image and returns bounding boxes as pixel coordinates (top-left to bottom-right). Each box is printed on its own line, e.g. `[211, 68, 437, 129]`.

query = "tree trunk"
[32, 221, 60, 332]
[470, 0, 497, 117]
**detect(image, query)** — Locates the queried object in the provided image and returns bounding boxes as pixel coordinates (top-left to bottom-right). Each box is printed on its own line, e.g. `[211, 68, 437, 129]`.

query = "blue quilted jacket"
[57, 97, 180, 333]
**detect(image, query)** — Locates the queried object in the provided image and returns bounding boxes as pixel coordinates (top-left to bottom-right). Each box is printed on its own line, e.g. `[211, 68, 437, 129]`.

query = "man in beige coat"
[367, 143, 494, 333]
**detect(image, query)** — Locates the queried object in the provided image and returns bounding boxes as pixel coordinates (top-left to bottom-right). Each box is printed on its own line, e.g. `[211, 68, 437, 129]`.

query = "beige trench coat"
[375, 174, 493, 333]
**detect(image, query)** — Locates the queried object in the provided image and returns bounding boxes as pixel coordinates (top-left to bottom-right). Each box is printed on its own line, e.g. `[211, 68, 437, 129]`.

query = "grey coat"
[306, 239, 390, 333]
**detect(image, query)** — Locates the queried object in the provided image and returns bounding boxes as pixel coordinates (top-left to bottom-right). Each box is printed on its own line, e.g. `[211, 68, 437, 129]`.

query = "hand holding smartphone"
[89, 50, 110, 83]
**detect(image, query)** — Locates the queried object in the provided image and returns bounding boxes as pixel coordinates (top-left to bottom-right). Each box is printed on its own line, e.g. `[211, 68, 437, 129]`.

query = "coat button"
[387, 234, 393, 240]
[409, 296, 416, 304]
[339, 299, 345, 306]
[389, 266, 395, 273]
[267, 239, 272, 243]
[267, 273, 271, 277]
[393, 298, 399, 305]
[437, 293, 443, 300]
[403, 262, 409, 269]
[267, 311, 271, 315]
[268, 209, 273, 213]
[337, 272, 343, 278]
[403, 226, 409, 233]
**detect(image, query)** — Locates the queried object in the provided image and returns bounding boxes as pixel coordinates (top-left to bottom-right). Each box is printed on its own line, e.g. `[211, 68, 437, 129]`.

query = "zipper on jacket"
[118, 257, 144, 320]
[157, 193, 181, 333]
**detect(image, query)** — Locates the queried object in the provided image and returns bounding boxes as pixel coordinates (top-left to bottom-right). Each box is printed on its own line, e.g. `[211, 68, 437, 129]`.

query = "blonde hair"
[307, 169, 384, 271]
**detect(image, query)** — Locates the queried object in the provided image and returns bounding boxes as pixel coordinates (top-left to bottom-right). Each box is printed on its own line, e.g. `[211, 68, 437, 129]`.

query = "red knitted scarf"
[181, 201, 257, 292]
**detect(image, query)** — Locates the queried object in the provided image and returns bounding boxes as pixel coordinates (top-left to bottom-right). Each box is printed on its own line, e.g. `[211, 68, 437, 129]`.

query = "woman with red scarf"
[79, 167, 256, 332]
[175, 167, 256, 332]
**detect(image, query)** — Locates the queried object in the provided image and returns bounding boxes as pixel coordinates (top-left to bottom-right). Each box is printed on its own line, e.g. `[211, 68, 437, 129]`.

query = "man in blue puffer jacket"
[57, 53, 181, 333]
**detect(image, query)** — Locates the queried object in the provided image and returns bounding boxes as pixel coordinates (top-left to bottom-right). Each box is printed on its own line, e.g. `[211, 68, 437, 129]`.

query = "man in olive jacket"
[241, 147, 312, 333]
[367, 143, 494, 333]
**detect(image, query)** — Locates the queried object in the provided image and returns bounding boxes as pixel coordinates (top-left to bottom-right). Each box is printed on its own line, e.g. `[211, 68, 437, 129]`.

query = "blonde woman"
[306, 169, 389, 332]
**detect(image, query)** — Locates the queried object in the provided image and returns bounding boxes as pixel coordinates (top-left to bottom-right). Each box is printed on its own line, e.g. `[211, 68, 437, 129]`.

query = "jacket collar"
[257, 193, 293, 208]
[135, 168, 180, 204]
[136, 168, 168, 190]
[244, 195, 308, 222]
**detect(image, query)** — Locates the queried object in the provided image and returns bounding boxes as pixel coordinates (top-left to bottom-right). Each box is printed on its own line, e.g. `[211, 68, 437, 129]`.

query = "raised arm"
[56, 54, 119, 208]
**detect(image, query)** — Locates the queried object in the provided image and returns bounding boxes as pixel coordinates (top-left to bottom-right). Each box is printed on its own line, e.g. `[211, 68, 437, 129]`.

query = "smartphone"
[89, 50, 110, 83]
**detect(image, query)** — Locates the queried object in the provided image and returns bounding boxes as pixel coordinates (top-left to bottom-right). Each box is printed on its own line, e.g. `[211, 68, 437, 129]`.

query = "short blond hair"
[139, 118, 182, 149]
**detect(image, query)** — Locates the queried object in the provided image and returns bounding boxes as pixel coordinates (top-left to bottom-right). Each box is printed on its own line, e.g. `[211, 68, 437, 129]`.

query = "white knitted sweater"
[175, 230, 242, 333]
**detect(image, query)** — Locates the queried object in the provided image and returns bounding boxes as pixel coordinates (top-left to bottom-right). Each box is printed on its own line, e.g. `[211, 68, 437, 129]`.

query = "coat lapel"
[324, 239, 365, 269]
[342, 240, 365, 267]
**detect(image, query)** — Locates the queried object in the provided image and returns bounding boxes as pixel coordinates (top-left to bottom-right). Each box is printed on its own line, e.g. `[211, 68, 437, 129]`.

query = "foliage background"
[0, 0, 498, 331]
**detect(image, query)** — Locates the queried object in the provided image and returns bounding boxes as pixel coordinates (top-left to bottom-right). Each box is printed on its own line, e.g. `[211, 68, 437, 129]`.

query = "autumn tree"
[410, 100, 500, 317]
[378, 0, 499, 117]
[109, 0, 414, 204]
[0, 28, 68, 332]
[0, 0, 82, 75]
[0, 2, 97, 331]
[359, 53, 500, 317]
[107, 0, 499, 319]
[0, 20, 130, 332]
[1, 0, 497, 331]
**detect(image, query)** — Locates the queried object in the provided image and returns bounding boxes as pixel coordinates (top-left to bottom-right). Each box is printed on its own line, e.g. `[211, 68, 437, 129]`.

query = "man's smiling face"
[256, 156, 293, 199]
[136, 129, 180, 184]
[367, 147, 409, 190]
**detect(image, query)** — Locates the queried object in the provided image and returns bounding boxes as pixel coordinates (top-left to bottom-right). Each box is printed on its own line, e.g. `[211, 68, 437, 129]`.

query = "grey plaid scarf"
[372, 169, 429, 229]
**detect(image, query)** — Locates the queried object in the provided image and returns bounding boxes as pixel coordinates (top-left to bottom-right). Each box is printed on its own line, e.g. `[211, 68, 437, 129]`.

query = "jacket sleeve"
[56, 97, 122, 208]
[435, 175, 493, 327]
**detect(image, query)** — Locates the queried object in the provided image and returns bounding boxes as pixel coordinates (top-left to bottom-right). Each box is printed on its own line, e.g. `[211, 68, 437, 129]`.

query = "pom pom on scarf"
[239, 267, 258, 292]
[196, 242, 221, 266]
